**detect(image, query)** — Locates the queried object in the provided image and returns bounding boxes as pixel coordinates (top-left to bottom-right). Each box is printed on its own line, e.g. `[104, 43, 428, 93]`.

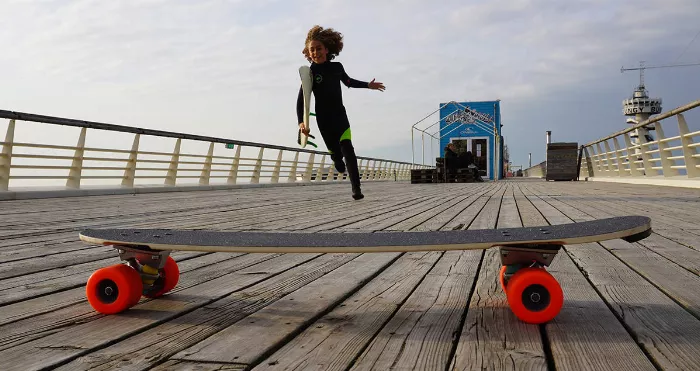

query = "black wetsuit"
[296, 61, 369, 193]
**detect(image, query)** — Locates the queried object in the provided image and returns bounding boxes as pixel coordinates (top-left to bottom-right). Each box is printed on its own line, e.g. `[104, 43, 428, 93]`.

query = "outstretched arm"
[340, 64, 385, 91]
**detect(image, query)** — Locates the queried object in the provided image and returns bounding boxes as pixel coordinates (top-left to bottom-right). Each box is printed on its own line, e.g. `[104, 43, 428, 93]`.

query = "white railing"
[0, 110, 430, 193]
[579, 100, 700, 180]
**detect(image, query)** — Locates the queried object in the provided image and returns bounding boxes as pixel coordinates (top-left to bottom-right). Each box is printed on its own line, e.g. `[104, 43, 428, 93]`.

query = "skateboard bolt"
[104, 287, 114, 296]
[530, 292, 541, 303]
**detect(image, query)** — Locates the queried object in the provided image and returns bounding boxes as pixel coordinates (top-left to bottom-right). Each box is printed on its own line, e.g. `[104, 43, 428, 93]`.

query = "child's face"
[307, 40, 328, 63]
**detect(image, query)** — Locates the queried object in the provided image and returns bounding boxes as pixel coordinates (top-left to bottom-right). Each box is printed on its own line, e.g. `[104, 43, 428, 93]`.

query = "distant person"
[463, 151, 484, 182]
[444, 143, 458, 175]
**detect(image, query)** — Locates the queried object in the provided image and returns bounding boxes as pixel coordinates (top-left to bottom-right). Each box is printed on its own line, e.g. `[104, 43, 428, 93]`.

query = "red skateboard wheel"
[86, 264, 143, 314]
[505, 267, 563, 324]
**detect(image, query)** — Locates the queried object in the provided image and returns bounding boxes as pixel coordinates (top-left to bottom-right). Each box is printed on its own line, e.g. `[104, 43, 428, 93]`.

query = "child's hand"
[299, 123, 310, 135]
[368, 79, 385, 91]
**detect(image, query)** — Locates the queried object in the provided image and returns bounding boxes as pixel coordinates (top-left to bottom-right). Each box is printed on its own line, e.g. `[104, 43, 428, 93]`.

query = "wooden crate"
[546, 142, 579, 181]
[411, 169, 437, 184]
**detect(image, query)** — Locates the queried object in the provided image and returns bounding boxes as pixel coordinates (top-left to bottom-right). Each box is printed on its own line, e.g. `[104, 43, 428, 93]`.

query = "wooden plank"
[234, 252, 444, 370]
[409, 185, 493, 232]
[0, 250, 203, 306]
[440, 183, 505, 231]
[384, 184, 490, 231]
[152, 360, 245, 370]
[170, 252, 401, 366]
[0, 183, 368, 328]
[0, 252, 277, 349]
[529, 186, 700, 279]
[0, 246, 115, 280]
[228, 189, 438, 232]
[517, 183, 656, 371]
[0, 253, 328, 371]
[348, 251, 481, 370]
[520, 182, 700, 370]
[336, 191, 461, 231]
[450, 184, 546, 371]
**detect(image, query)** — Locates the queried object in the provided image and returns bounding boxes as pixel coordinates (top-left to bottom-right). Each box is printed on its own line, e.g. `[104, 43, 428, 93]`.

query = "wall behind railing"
[0, 110, 431, 198]
[522, 161, 545, 178]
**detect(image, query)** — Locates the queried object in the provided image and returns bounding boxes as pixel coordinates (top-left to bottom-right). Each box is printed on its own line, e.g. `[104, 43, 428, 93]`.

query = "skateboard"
[298, 65, 315, 148]
[79, 215, 651, 324]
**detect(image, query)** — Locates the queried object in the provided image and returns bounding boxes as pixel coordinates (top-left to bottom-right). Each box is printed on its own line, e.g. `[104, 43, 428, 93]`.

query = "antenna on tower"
[621, 61, 700, 78]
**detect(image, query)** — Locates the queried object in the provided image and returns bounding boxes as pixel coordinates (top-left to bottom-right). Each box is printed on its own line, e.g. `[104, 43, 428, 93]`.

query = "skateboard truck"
[499, 244, 561, 267]
[112, 244, 173, 296]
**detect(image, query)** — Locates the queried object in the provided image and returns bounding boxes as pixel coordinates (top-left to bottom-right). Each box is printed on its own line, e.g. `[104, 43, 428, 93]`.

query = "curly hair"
[302, 25, 344, 62]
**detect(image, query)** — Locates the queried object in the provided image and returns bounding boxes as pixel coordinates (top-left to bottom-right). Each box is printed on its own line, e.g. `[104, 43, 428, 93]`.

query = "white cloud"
[1, 0, 699, 167]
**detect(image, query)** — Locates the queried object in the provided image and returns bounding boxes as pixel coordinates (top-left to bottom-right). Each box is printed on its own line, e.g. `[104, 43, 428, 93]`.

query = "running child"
[296, 25, 385, 200]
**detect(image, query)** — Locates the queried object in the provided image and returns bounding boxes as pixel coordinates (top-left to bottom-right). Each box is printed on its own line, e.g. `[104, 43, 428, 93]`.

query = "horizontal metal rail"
[0, 110, 430, 192]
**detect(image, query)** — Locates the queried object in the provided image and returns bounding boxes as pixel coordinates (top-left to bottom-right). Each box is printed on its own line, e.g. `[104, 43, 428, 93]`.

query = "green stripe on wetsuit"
[328, 128, 352, 154]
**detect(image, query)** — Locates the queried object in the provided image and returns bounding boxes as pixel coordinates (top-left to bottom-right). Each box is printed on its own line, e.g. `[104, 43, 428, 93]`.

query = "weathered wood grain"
[1, 253, 324, 371]
[171, 252, 401, 366]
[522, 182, 700, 370]
[384, 184, 490, 231]
[0, 252, 275, 348]
[348, 250, 481, 370]
[518, 184, 656, 371]
[3, 178, 700, 371]
[450, 184, 546, 371]
[246, 251, 444, 371]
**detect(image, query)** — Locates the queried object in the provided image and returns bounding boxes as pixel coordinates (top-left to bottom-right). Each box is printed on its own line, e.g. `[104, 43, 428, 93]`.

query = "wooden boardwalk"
[1, 179, 699, 371]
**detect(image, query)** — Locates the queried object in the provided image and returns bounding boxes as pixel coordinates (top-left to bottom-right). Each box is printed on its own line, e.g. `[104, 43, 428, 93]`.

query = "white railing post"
[165, 138, 181, 186]
[317, 154, 326, 182]
[271, 149, 283, 183]
[227, 145, 241, 184]
[121, 134, 140, 187]
[582, 146, 594, 177]
[612, 137, 626, 176]
[603, 141, 614, 174]
[654, 122, 679, 177]
[623, 133, 642, 177]
[594, 143, 605, 175]
[304, 153, 315, 182]
[288, 152, 299, 182]
[251, 147, 264, 184]
[66, 127, 87, 189]
[637, 132, 656, 176]
[0, 119, 15, 191]
[678, 113, 700, 178]
[327, 157, 335, 182]
[364, 160, 371, 180]
[199, 142, 215, 185]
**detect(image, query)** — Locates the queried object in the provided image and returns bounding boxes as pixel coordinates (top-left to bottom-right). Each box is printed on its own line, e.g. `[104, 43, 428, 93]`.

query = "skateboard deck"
[79, 215, 652, 323]
[79, 215, 650, 254]
[298, 65, 313, 148]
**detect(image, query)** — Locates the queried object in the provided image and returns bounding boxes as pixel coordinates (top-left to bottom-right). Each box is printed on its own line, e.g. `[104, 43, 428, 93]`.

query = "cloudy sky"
[1, 0, 699, 168]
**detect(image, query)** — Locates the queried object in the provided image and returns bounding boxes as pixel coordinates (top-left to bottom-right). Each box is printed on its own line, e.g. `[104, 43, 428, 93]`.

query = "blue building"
[439, 100, 503, 180]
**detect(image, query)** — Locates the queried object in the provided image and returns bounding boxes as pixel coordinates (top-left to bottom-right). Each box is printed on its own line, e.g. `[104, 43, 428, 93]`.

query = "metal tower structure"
[620, 61, 700, 157]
